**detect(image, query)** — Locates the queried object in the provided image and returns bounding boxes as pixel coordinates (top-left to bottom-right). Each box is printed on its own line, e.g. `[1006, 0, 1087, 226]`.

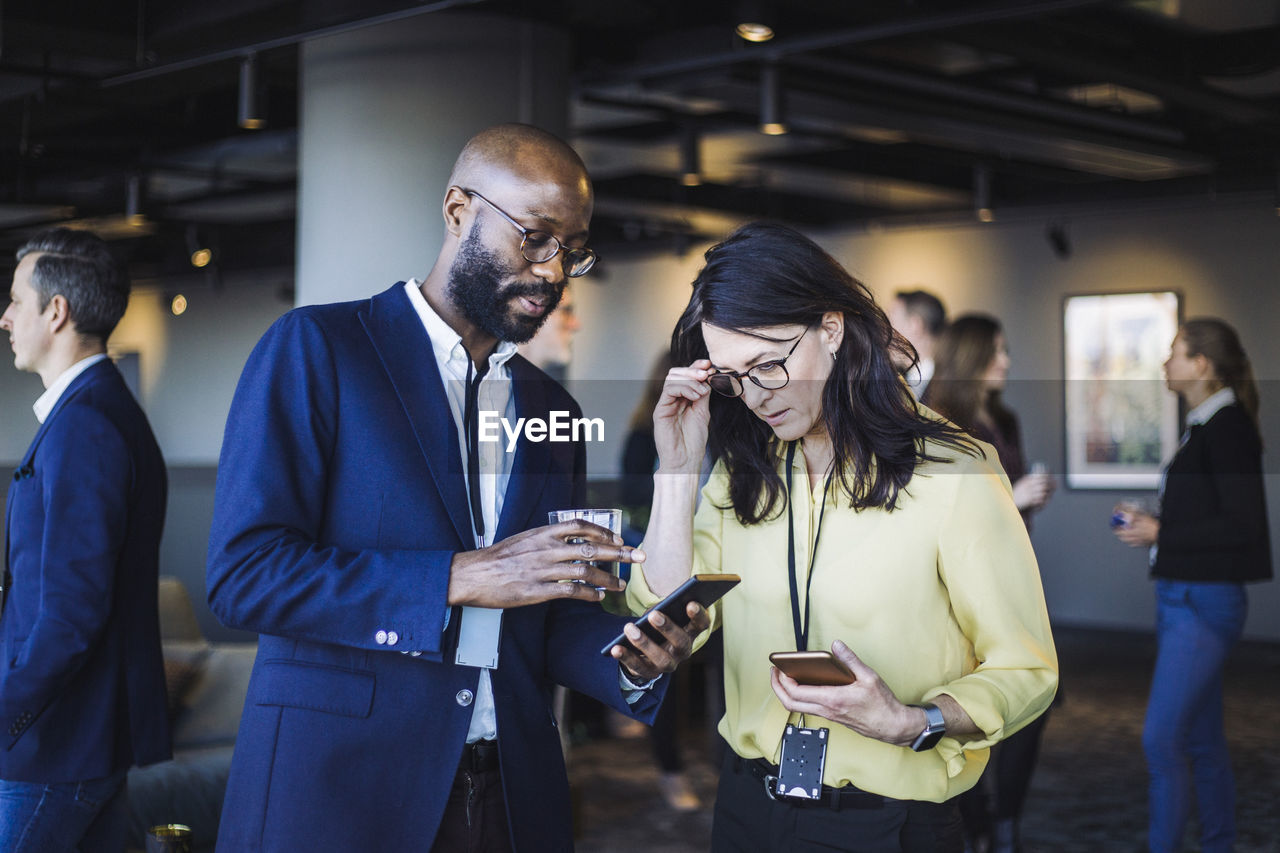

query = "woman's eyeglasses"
[707, 328, 808, 397]
[463, 189, 597, 278]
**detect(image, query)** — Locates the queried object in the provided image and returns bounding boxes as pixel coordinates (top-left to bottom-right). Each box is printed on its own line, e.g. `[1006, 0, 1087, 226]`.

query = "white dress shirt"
[404, 280, 518, 742]
[34, 353, 110, 423]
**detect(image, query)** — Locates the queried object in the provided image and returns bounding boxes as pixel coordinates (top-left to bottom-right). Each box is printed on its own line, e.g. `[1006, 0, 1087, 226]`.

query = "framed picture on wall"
[1063, 291, 1181, 489]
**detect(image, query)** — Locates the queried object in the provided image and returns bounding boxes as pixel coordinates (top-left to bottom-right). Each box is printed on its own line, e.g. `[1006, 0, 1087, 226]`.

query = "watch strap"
[909, 703, 946, 752]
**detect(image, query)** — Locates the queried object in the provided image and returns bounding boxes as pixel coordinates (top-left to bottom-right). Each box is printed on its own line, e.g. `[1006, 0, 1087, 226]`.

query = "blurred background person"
[518, 283, 581, 382]
[924, 313, 1055, 853]
[888, 288, 946, 397]
[1113, 318, 1271, 853]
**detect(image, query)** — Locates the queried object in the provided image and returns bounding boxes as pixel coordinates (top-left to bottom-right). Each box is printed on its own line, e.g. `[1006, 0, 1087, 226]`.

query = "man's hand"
[609, 602, 711, 683]
[447, 520, 643, 608]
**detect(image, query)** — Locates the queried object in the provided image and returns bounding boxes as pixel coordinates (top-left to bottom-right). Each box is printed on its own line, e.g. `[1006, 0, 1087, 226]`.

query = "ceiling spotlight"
[680, 127, 702, 187]
[974, 165, 994, 222]
[238, 52, 265, 130]
[736, 22, 774, 42]
[190, 248, 213, 268]
[760, 64, 787, 135]
[735, 1, 775, 42]
[170, 294, 188, 316]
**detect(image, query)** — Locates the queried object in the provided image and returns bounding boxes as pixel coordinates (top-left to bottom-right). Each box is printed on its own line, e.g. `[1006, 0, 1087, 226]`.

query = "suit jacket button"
[375, 630, 388, 645]
[386, 631, 399, 646]
[456, 689, 474, 707]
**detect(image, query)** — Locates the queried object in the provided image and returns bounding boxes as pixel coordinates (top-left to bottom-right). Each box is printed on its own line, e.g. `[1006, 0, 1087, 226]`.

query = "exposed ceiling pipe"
[96, 0, 485, 89]
[956, 30, 1280, 128]
[579, 0, 1114, 86]
[785, 53, 1186, 145]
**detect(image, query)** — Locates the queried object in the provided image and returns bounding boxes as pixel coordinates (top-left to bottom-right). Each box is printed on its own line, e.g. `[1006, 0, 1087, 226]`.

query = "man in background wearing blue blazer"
[207, 123, 708, 853]
[0, 228, 170, 852]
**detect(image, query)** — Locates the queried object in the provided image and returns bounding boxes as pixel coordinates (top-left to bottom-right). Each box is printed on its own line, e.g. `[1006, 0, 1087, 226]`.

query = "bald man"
[207, 124, 707, 853]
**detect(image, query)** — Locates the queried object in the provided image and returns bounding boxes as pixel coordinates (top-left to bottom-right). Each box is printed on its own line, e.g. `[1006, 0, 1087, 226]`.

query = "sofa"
[126, 577, 256, 853]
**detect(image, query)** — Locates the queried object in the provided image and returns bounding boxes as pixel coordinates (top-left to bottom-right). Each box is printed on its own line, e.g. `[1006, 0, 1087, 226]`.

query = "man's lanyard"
[456, 357, 502, 671]
[463, 359, 489, 546]
[784, 441, 831, 652]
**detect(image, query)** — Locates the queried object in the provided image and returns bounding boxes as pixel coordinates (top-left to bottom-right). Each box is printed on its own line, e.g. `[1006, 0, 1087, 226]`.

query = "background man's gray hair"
[17, 227, 129, 343]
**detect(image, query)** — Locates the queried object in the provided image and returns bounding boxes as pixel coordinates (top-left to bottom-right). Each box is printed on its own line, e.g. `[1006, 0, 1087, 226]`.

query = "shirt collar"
[1186, 386, 1236, 427]
[403, 280, 518, 375]
[34, 353, 110, 423]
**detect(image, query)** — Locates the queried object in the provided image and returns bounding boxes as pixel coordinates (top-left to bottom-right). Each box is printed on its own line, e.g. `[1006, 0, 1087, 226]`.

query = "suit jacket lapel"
[495, 356, 551, 543]
[6, 360, 114, 579]
[359, 284, 474, 548]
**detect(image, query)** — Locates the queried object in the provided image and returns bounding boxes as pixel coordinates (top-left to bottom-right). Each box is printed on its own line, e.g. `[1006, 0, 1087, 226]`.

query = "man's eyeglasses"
[707, 328, 808, 397]
[463, 190, 597, 278]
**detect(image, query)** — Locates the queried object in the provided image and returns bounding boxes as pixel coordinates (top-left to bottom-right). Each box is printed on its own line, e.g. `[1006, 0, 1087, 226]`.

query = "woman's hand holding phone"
[770, 640, 927, 747]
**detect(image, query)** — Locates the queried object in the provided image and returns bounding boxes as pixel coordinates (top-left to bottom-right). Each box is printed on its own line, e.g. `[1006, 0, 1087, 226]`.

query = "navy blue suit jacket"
[207, 284, 666, 852]
[1, 359, 170, 782]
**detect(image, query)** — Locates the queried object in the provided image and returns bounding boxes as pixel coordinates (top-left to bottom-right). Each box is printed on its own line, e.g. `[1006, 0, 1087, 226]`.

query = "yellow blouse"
[628, 437, 1058, 803]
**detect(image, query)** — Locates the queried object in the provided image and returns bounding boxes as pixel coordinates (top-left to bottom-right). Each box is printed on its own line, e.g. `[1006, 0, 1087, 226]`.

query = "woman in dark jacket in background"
[923, 315, 1054, 853]
[1114, 317, 1272, 853]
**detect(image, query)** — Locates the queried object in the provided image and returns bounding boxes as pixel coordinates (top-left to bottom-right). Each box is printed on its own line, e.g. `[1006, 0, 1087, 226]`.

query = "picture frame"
[1063, 291, 1181, 489]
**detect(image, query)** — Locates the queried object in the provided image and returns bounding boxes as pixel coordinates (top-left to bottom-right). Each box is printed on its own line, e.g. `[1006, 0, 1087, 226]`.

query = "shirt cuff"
[619, 666, 662, 704]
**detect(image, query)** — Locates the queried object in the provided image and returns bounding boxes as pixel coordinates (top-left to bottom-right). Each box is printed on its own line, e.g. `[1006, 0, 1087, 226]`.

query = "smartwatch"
[909, 703, 946, 752]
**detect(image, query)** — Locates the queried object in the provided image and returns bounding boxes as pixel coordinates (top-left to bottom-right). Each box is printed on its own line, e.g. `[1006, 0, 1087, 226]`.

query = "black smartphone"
[599, 573, 741, 656]
[769, 650, 856, 686]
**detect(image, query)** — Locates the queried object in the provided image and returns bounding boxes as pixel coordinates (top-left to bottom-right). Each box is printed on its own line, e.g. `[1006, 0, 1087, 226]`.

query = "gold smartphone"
[769, 650, 856, 686]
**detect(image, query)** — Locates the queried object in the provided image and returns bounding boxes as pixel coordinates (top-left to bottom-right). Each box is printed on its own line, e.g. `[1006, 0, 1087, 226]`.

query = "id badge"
[454, 606, 503, 669]
[775, 724, 828, 800]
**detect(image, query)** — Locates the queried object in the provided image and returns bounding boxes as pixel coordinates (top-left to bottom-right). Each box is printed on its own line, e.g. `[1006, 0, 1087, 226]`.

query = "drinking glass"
[548, 508, 623, 590]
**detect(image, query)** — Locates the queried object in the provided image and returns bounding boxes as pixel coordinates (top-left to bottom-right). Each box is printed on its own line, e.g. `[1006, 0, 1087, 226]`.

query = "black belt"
[459, 739, 500, 774]
[734, 755, 887, 811]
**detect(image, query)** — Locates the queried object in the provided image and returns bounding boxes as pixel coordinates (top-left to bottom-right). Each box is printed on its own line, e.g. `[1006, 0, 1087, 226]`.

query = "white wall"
[1, 275, 290, 465]
[571, 200, 1280, 641]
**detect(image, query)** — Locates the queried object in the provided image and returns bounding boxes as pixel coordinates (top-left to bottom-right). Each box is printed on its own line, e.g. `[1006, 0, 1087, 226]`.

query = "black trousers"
[712, 752, 963, 853]
[429, 747, 513, 853]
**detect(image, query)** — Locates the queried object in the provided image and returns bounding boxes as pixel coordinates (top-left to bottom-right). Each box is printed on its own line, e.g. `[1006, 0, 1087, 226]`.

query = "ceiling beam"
[578, 0, 1115, 86]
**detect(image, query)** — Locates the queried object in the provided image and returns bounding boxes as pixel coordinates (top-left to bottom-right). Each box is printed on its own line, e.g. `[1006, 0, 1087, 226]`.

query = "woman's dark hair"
[672, 222, 978, 524]
[923, 314, 1016, 439]
[1181, 317, 1260, 433]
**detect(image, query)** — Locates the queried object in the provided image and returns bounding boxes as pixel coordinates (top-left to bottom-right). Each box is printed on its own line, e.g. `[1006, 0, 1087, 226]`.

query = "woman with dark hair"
[924, 315, 1053, 522]
[924, 315, 1054, 853]
[627, 223, 1058, 852]
[1113, 317, 1271, 853]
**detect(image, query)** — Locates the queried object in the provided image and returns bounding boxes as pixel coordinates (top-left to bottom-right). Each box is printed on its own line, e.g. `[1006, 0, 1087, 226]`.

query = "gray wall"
[4, 196, 1277, 642]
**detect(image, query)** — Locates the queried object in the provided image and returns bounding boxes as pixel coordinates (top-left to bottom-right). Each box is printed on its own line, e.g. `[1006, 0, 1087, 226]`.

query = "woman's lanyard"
[785, 440, 832, 652]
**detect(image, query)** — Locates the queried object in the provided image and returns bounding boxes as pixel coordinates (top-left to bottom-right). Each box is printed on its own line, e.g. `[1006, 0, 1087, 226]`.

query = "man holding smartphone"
[207, 124, 708, 853]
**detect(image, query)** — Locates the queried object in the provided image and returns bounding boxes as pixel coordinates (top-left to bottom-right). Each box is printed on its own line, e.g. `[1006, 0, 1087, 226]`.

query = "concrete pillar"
[296, 13, 571, 306]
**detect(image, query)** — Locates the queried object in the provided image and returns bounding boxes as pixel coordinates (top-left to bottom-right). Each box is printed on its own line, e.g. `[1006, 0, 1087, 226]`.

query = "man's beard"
[447, 226, 563, 345]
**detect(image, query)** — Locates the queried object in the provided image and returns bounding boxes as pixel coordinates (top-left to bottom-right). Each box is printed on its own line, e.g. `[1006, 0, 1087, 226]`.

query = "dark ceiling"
[1, 0, 1278, 281]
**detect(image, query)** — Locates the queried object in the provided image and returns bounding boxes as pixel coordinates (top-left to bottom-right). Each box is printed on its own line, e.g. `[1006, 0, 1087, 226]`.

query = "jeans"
[1144, 580, 1246, 853]
[0, 769, 128, 853]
